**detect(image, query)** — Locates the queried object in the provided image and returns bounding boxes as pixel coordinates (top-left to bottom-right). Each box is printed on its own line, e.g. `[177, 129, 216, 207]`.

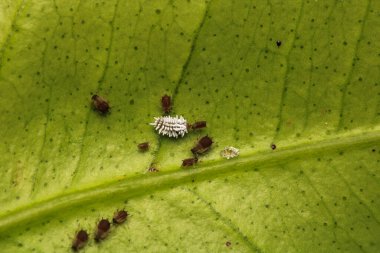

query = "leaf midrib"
[0, 129, 379, 233]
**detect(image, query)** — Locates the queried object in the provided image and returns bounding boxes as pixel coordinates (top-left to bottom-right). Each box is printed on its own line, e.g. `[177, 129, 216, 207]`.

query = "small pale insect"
[220, 146, 239, 159]
[150, 115, 188, 138]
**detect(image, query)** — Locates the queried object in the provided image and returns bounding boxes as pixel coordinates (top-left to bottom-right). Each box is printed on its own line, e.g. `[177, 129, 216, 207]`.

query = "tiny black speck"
[276, 40, 282, 47]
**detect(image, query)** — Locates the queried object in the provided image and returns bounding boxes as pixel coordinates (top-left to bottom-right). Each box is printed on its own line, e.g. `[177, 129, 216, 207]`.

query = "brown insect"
[276, 40, 282, 47]
[182, 157, 198, 167]
[92, 94, 110, 114]
[271, 144, 276, 150]
[113, 210, 129, 224]
[161, 94, 171, 114]
[190, 121, 207, 130]
[72, 229, 88, 251]
[148, 165, 159, 172]
[191, 136, 213, 155]
[95, 219, 111, 242]
[137, 142, 149, 152]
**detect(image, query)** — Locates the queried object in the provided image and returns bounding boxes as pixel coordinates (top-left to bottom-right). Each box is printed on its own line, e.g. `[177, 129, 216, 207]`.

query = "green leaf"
[0, 0, 379, 252]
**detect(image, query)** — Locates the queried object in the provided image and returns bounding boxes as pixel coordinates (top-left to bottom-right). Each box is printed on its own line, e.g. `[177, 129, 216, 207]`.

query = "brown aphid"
[190, 121, 207, 130]
[191, 135, 213, 155]
[137, 142, 149, 152]
[182, 157, 198, 167]
[161, 94, 171, 114]
[95, 219, 111, 242]
[113, 210, 129, 224]
[72, 229, 88, 251]
[92, 94, 110, 114]
[271, 144, 276, 150]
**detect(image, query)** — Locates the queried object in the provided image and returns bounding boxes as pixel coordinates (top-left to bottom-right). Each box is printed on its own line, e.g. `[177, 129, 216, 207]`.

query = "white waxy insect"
[220, 146, 240, 159]
[149, 115, 188, 138]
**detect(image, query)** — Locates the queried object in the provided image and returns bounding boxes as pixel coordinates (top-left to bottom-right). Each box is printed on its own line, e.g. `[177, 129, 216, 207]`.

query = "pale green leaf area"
[0, 0, 379, 252]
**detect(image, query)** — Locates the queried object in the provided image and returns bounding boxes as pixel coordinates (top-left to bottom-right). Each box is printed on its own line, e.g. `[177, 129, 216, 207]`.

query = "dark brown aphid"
[182, 157, 198, 167]
[72, 229, 88, 251]
[225, 241, 232, 247]
[190, 121, 207, 130]
[276, 40, 282, 47]
[113, 210, 129, 224]
[92, 95, 110, 114]
[191, 135, 213, 155]
[271, 144, 276, 150]
[161, 94, 171, 114]
[137, 142, 149, 152]
[95, 219, 111, 242]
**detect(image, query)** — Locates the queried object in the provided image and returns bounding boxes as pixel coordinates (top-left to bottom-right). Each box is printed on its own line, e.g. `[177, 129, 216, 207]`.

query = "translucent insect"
[150, 115, 188, 138]
[72, 229, 88, 251]
[220, 146, 239, 159]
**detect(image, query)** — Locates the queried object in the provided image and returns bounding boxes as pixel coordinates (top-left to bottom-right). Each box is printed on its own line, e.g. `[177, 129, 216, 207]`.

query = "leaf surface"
[0, 0, 379, 252]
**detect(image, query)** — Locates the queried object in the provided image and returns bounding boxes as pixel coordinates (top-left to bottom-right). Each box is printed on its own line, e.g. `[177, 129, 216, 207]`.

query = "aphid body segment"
[92, 95, 110, 114]
[150, 115, 188, 138]
[190, 121, 207, 130]
[95, 219, 111, 242]
[220, 146, 239, 159]
[182, 157, 198, 167]
[113, 210, 129, 224]
[191, 136, 213, 155]
[161, 94, 171, 114]
[72, 229, 88, 251]
[138, 142, 149, 152]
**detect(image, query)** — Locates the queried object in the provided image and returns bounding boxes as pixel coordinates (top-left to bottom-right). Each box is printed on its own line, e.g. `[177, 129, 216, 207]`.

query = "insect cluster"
[149, 95, 207, 138]
[71, 209, 128, 251]
[182, 135, 214, 167]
